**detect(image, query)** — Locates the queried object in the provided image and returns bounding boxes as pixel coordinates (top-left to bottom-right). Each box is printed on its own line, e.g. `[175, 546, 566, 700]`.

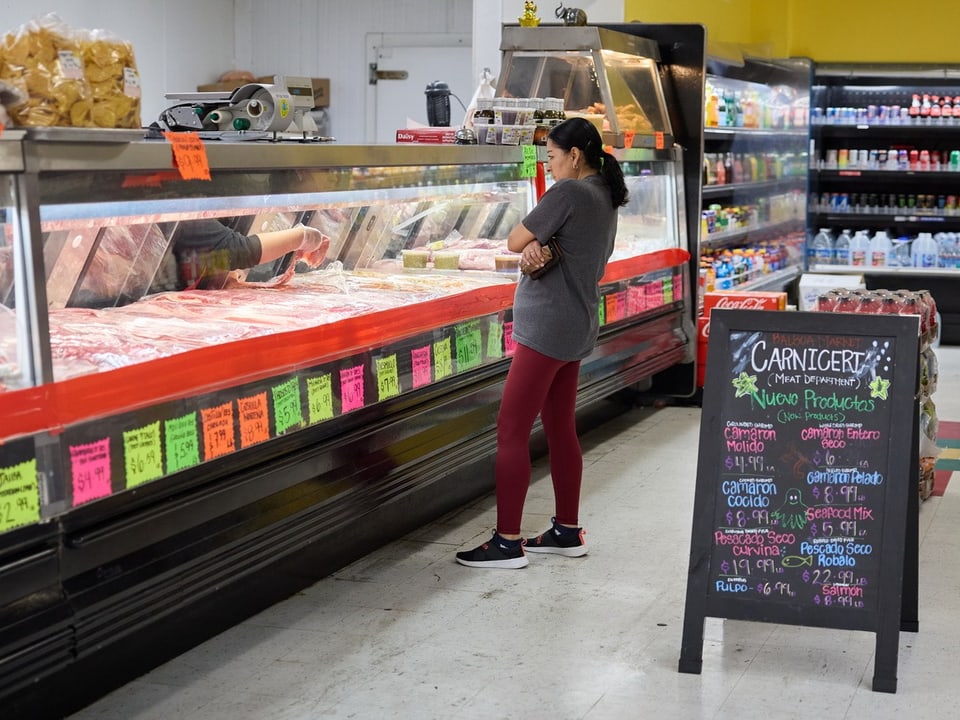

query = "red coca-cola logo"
[713, 296, 773, 310]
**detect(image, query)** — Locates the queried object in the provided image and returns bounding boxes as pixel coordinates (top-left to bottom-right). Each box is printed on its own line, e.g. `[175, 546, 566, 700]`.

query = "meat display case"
[0, 125, 693, 715]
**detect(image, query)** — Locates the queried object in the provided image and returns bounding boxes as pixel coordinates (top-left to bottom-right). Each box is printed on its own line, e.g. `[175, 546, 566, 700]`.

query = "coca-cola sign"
[712, 296, 772, 311]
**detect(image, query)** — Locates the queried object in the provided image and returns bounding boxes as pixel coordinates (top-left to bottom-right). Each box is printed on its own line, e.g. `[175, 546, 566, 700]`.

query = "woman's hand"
[519, 239, 545, 275]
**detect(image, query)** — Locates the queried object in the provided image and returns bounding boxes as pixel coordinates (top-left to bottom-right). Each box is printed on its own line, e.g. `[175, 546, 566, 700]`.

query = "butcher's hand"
[298, 225, 331, 267]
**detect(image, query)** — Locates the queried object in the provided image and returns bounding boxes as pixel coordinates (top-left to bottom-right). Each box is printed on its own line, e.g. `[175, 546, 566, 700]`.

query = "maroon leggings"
[495, 343, 583, 535]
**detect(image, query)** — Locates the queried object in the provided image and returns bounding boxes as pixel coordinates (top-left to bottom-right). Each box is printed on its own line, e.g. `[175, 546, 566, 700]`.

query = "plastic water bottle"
[912, 231, 939, 267]
[849, 230, 871, 266]
[937, 232, 959, 268]
[834, 229, 852, 265]
[812, 228, 834, 267]
[869, 230, 892, 267]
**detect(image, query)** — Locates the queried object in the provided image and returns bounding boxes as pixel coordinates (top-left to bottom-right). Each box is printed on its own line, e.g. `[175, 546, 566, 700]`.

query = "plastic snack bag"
[80, 27, 142, 128]
[0, 12, 95, 127]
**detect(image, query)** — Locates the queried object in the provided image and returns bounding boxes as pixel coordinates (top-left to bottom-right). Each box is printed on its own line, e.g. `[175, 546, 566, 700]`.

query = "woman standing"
[456, 117, 629, 568]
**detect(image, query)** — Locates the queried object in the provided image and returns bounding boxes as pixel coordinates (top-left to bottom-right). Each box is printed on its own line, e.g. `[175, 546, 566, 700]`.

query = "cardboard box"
[702, 290, 788, 317]
[395, 128, 457, 144]
[797, 273, 865, 312]
[257, 76, 330, 108]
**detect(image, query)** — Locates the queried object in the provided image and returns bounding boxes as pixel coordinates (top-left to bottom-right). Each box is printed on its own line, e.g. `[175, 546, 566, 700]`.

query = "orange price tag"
[624, 130, 636, 148]
[655, 131, 665, 149]
[163, 131, 211, 181]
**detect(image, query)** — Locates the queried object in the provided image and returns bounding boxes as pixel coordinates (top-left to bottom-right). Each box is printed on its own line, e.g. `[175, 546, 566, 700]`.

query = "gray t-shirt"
[512, 175, 618, 361]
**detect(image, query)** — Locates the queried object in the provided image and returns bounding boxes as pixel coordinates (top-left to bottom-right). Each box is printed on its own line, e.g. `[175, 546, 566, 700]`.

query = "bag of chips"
[0, 12, 95, 127]
[80, 27, 142, 128]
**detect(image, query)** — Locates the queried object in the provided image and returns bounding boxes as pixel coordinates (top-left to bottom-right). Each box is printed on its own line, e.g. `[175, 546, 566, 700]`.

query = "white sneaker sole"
[455, 555, 529, 569]
[523, 545, 588, 557]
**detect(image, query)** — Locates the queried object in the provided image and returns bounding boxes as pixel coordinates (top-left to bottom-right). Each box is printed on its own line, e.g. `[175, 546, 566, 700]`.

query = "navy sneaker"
[456, 531, 529, 569]
[523, 518, 588, 557]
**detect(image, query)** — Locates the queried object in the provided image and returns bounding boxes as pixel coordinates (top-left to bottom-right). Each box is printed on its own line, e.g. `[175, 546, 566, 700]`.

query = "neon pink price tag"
[504, 321, 517, 356]
[71, 438, 112, 506]
[411, 346, 432, 388]
[340, 365, 365, 413]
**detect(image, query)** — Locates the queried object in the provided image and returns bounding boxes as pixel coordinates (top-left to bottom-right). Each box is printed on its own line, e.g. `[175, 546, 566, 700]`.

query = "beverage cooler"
[0, 25, 702, 717]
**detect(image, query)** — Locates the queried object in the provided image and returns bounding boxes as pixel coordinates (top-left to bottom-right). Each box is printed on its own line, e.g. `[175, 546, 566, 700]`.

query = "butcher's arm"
[258, 226, 329, 266]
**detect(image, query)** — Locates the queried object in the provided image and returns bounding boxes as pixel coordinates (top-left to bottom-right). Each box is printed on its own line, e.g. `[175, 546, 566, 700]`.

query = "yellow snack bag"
[80, 27, 142, 128]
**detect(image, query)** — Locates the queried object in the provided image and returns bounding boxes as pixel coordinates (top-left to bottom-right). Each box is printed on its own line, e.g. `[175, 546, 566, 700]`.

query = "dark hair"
[547, 117, 629, 208]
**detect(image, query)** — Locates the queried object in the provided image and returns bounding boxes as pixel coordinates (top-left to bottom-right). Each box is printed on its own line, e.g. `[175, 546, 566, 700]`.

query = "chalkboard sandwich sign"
[679, 308, 921, 693]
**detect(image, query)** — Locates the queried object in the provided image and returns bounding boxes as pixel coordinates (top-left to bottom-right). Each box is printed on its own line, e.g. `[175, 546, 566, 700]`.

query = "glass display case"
[498, 26, 672, 148]
[699, 54, 812, 299]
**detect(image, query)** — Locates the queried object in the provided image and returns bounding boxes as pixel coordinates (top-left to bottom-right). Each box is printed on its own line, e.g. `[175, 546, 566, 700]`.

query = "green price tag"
[307, 374, 334, 424]
[598, 299, 606, 327]
[272, 378, 303, 435]
[123, 421, 164, 488]
[521, 145, 538, 178]
[376, 354, 400, 401]
[165, 413, 200, 474]
[434, 337, 453, 381]
[487, 318, 503, 359]
[455, 320, 483, 372]
[0, 459, 40, 533]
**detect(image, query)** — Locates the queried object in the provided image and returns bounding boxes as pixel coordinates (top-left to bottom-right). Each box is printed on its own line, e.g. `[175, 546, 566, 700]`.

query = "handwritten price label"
[201, 402, 236, 461]
[376, 354, 400, 401]
[165, 413, 200, 474]
[504, 321, 517, 357]
[654, 131, 664, 149]
[455, 320, 482, 372]
[486, 319, 503, 359]
[521, 145, 538, 177]
[411, 346, 432, 389]
[0, 459, 40, 532]
[123, 421, 163, 488]
[433, 338, 453, 381]
[70, 438, 112, 506]
[598, 298, 606, 326]
[307, 374, 334, 424]
[340, 365, 365, 413]
[272, 378, 303, 435]
[163, 131, 211, 181]
[628, 285, 646, 315]
[238, 392, 271, 448]
[625, 130, 636, 148]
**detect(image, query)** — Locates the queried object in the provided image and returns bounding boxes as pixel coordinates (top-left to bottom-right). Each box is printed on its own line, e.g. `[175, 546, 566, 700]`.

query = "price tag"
[486, 318, 503, 359]
[201, 402, 236, 461]
[615, 290, 627, 320]
[521, 145, 538, 177]
[655, 131, 664, 149]
[504, 321, 517, 357]
[605, 294, 619, 323]
[411, 346, 433, 389]
[272, 378, 303, 435]
[165, 413, 200, 474]
[123, 421, 163, 488]
[628, 284, 646, 315]
[57, 50, 84, 80]
[340, 365, 366, 413]
[376, 354, 400, 401]
[598, 298, 606, 326]
[70, 439, 112, 506]
[307, 374, 334, 424]
[433, 337, 453, 381]
[455, 321, 483, 372]
[163, 131, 212, 181]
[624, 130, 636, 148]
[238, 392, 271, 448]
[0, 459, 40, 532]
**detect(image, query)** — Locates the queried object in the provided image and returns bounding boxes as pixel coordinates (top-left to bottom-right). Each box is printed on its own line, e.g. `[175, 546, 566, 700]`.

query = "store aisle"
[71, 348, 960, 720]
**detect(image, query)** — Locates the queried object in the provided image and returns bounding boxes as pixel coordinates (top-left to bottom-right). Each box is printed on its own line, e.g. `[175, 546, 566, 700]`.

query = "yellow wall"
[624, 0, 960, 63]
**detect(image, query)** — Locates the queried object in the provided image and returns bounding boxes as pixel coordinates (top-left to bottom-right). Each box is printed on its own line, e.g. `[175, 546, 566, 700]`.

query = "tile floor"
[71, 345, 960, 720]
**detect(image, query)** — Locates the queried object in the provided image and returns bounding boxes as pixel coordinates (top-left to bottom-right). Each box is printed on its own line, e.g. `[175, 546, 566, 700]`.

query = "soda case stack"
[815, 287, 941, 499]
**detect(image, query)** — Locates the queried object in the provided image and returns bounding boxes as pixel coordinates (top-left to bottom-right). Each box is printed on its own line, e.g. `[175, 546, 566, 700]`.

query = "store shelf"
[808, 264, 960, 276]
[814, 123, 960, 138]
[723, 265, 802, 292]
[702, 177, 805, 199]
[813, 169, 960, 184]
[705, 127, 808, 140]
[701, 218, 802, 247]
[809, 212, 960, 227]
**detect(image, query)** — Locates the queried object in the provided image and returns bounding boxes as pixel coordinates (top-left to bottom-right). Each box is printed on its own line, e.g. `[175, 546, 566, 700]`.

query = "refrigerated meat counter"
[0, 27, 705, 718]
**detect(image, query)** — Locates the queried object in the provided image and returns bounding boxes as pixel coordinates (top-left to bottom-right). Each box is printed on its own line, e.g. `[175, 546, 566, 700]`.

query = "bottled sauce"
[724, 153, 734, 184]
[869, 230, 892, 266]
[912, 232, 939, 268]
[849, 230, 871, 266]
[834, 228, 852, 265]
[811, 228, 834, 267]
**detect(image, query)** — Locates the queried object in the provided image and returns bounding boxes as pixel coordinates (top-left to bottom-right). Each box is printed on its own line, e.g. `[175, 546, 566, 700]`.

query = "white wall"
[0, 1, 625, 139]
